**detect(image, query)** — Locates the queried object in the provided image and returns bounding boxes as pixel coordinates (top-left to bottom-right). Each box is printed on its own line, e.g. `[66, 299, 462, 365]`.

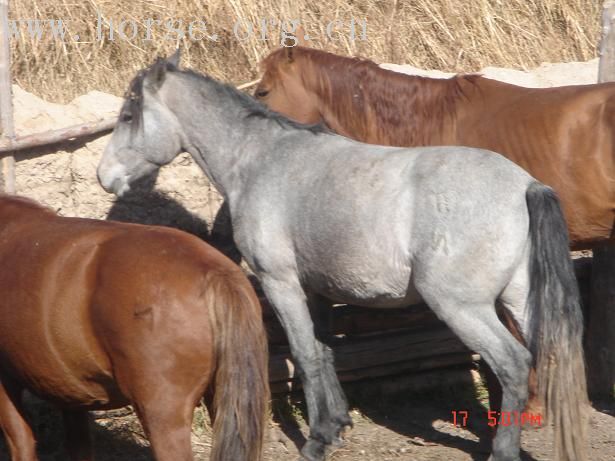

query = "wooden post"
[587, 0, 615, 400]
[0, 0, 14, 193]
[599, 1, 615, 80]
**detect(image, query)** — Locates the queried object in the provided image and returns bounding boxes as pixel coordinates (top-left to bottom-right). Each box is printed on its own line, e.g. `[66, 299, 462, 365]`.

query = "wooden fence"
[266, 258, 593, 393]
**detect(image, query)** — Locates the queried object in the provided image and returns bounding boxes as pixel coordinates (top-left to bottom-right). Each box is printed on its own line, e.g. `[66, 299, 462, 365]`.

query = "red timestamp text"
[451, 410, 542, 427]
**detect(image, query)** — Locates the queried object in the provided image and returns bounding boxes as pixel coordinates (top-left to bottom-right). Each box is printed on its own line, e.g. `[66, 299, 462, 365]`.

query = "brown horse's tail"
[204, 269, 270, 461]
[525, 181, 589, 461]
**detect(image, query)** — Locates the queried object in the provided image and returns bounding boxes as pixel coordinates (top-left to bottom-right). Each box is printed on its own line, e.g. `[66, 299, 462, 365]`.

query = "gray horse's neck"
[161, 72, 286, 203]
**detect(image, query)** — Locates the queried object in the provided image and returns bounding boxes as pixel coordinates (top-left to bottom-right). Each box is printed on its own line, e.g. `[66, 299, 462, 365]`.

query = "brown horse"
[255, 44, 615, 420]
[255, 45, 615, 249]
[0, 195, 269, 461]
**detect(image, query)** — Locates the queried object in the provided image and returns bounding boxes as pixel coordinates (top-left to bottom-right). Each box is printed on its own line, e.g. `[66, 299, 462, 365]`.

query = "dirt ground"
[1, 371, 612, 461]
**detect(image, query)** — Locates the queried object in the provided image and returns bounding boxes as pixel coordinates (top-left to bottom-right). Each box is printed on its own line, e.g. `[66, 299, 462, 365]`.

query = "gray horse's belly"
[326, 284, 424, 308]
[299, 254, 423, 308]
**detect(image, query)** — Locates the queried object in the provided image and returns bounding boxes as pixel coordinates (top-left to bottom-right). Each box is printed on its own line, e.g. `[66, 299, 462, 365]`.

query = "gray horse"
[97, 53, 588, 461]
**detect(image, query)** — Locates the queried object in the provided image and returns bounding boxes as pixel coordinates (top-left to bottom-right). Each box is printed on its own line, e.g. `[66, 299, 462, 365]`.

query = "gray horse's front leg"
[306, 292, 352, 435]
[261, 276, 351, 461]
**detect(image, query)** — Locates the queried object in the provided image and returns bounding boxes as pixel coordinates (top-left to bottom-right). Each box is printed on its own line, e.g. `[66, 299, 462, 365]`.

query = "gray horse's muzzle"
[97, 163, 130, 197]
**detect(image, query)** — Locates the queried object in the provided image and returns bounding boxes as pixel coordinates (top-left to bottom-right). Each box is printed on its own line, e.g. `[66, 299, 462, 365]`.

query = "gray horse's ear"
[144, 58, 168, 91]
[167, 48, 181, 69]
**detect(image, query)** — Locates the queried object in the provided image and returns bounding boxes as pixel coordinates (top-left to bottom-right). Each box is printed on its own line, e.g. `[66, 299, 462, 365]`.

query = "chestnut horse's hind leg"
[63, 410, 92, 461]
[0, 378, 37, 461]
[121, 367, 203, 461]
[484, 362, 540, 426]
[484, 307, 542, 432]
[132, 393, 196, 461]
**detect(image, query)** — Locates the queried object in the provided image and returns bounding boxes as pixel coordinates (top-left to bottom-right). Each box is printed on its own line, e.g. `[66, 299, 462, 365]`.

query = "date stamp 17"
[451, 410, 543, 427]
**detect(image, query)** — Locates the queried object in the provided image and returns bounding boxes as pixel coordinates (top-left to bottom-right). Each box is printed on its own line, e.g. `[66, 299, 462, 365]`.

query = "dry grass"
[11, 0, 600, 102]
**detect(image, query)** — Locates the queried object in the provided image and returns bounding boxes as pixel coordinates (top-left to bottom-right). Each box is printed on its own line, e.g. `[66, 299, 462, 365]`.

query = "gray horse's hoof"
[338, 424, 353, 440]
[487, 455, 521, 461]
[300, 438, 326, 461]
[300, 434, 348, 461]
[300, 422, 351, 461]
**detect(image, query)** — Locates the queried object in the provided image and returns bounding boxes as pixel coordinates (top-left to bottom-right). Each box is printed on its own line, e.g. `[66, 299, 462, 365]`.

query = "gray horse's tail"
[205, 269, 270, 461]
[525, 181, 589, 461]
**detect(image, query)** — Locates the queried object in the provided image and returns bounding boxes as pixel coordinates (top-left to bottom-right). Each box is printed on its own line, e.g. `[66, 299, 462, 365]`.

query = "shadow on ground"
[0, 400, 152, 461]
[270, 366, 539, 461]
[104, 171, 241, 263]
[105, 172, 210, 240]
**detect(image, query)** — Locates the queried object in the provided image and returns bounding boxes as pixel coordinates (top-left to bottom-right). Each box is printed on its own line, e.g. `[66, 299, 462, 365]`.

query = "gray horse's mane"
[122, 58, 327, 135]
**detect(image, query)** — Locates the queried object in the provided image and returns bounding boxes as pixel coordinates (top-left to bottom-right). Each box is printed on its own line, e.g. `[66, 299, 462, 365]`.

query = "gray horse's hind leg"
[260, 277, 351, 461]
[423, 298, 531, 461]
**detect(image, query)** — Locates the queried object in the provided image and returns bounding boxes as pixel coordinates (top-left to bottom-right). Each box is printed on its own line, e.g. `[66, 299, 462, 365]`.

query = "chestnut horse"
[0, 195, 269, 461]
[255, 46, 615, 249]
[255, 44, 615, 414]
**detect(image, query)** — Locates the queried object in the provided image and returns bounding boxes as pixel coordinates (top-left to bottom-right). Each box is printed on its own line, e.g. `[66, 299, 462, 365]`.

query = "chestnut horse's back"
[0, 195, 269, 461]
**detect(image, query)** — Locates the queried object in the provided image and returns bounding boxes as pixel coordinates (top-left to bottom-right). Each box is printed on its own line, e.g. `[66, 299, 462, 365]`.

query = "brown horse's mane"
[262, 47, 482, 145]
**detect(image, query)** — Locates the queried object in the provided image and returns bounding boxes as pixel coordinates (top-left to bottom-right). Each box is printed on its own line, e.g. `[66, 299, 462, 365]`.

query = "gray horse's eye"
[120, 112, 133, 123]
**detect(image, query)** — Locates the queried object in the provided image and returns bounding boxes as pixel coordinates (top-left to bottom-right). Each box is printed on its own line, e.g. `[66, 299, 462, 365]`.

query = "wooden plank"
[340, 367, 475, 398]
[237, 78, 260, 90]
[0, 117, 117, 154]
[268, 326, 472, 384]
[0, 0, 14, 193]
[271, 367, 476, 397]
[270, 349, 479, 393]
[587, 0, 615, 400]
[264, 303, 443, 345]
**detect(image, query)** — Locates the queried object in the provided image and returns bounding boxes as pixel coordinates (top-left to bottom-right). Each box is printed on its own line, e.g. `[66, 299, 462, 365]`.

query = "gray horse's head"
[97, 51, 184, 196]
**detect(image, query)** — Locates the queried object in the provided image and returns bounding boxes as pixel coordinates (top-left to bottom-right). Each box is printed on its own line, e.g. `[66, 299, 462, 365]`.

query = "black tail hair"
[525, 181, 589, 461]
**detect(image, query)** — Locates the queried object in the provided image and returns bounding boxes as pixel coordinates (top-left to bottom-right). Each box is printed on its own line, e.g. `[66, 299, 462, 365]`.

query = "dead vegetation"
[11, 0, 599, 102]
